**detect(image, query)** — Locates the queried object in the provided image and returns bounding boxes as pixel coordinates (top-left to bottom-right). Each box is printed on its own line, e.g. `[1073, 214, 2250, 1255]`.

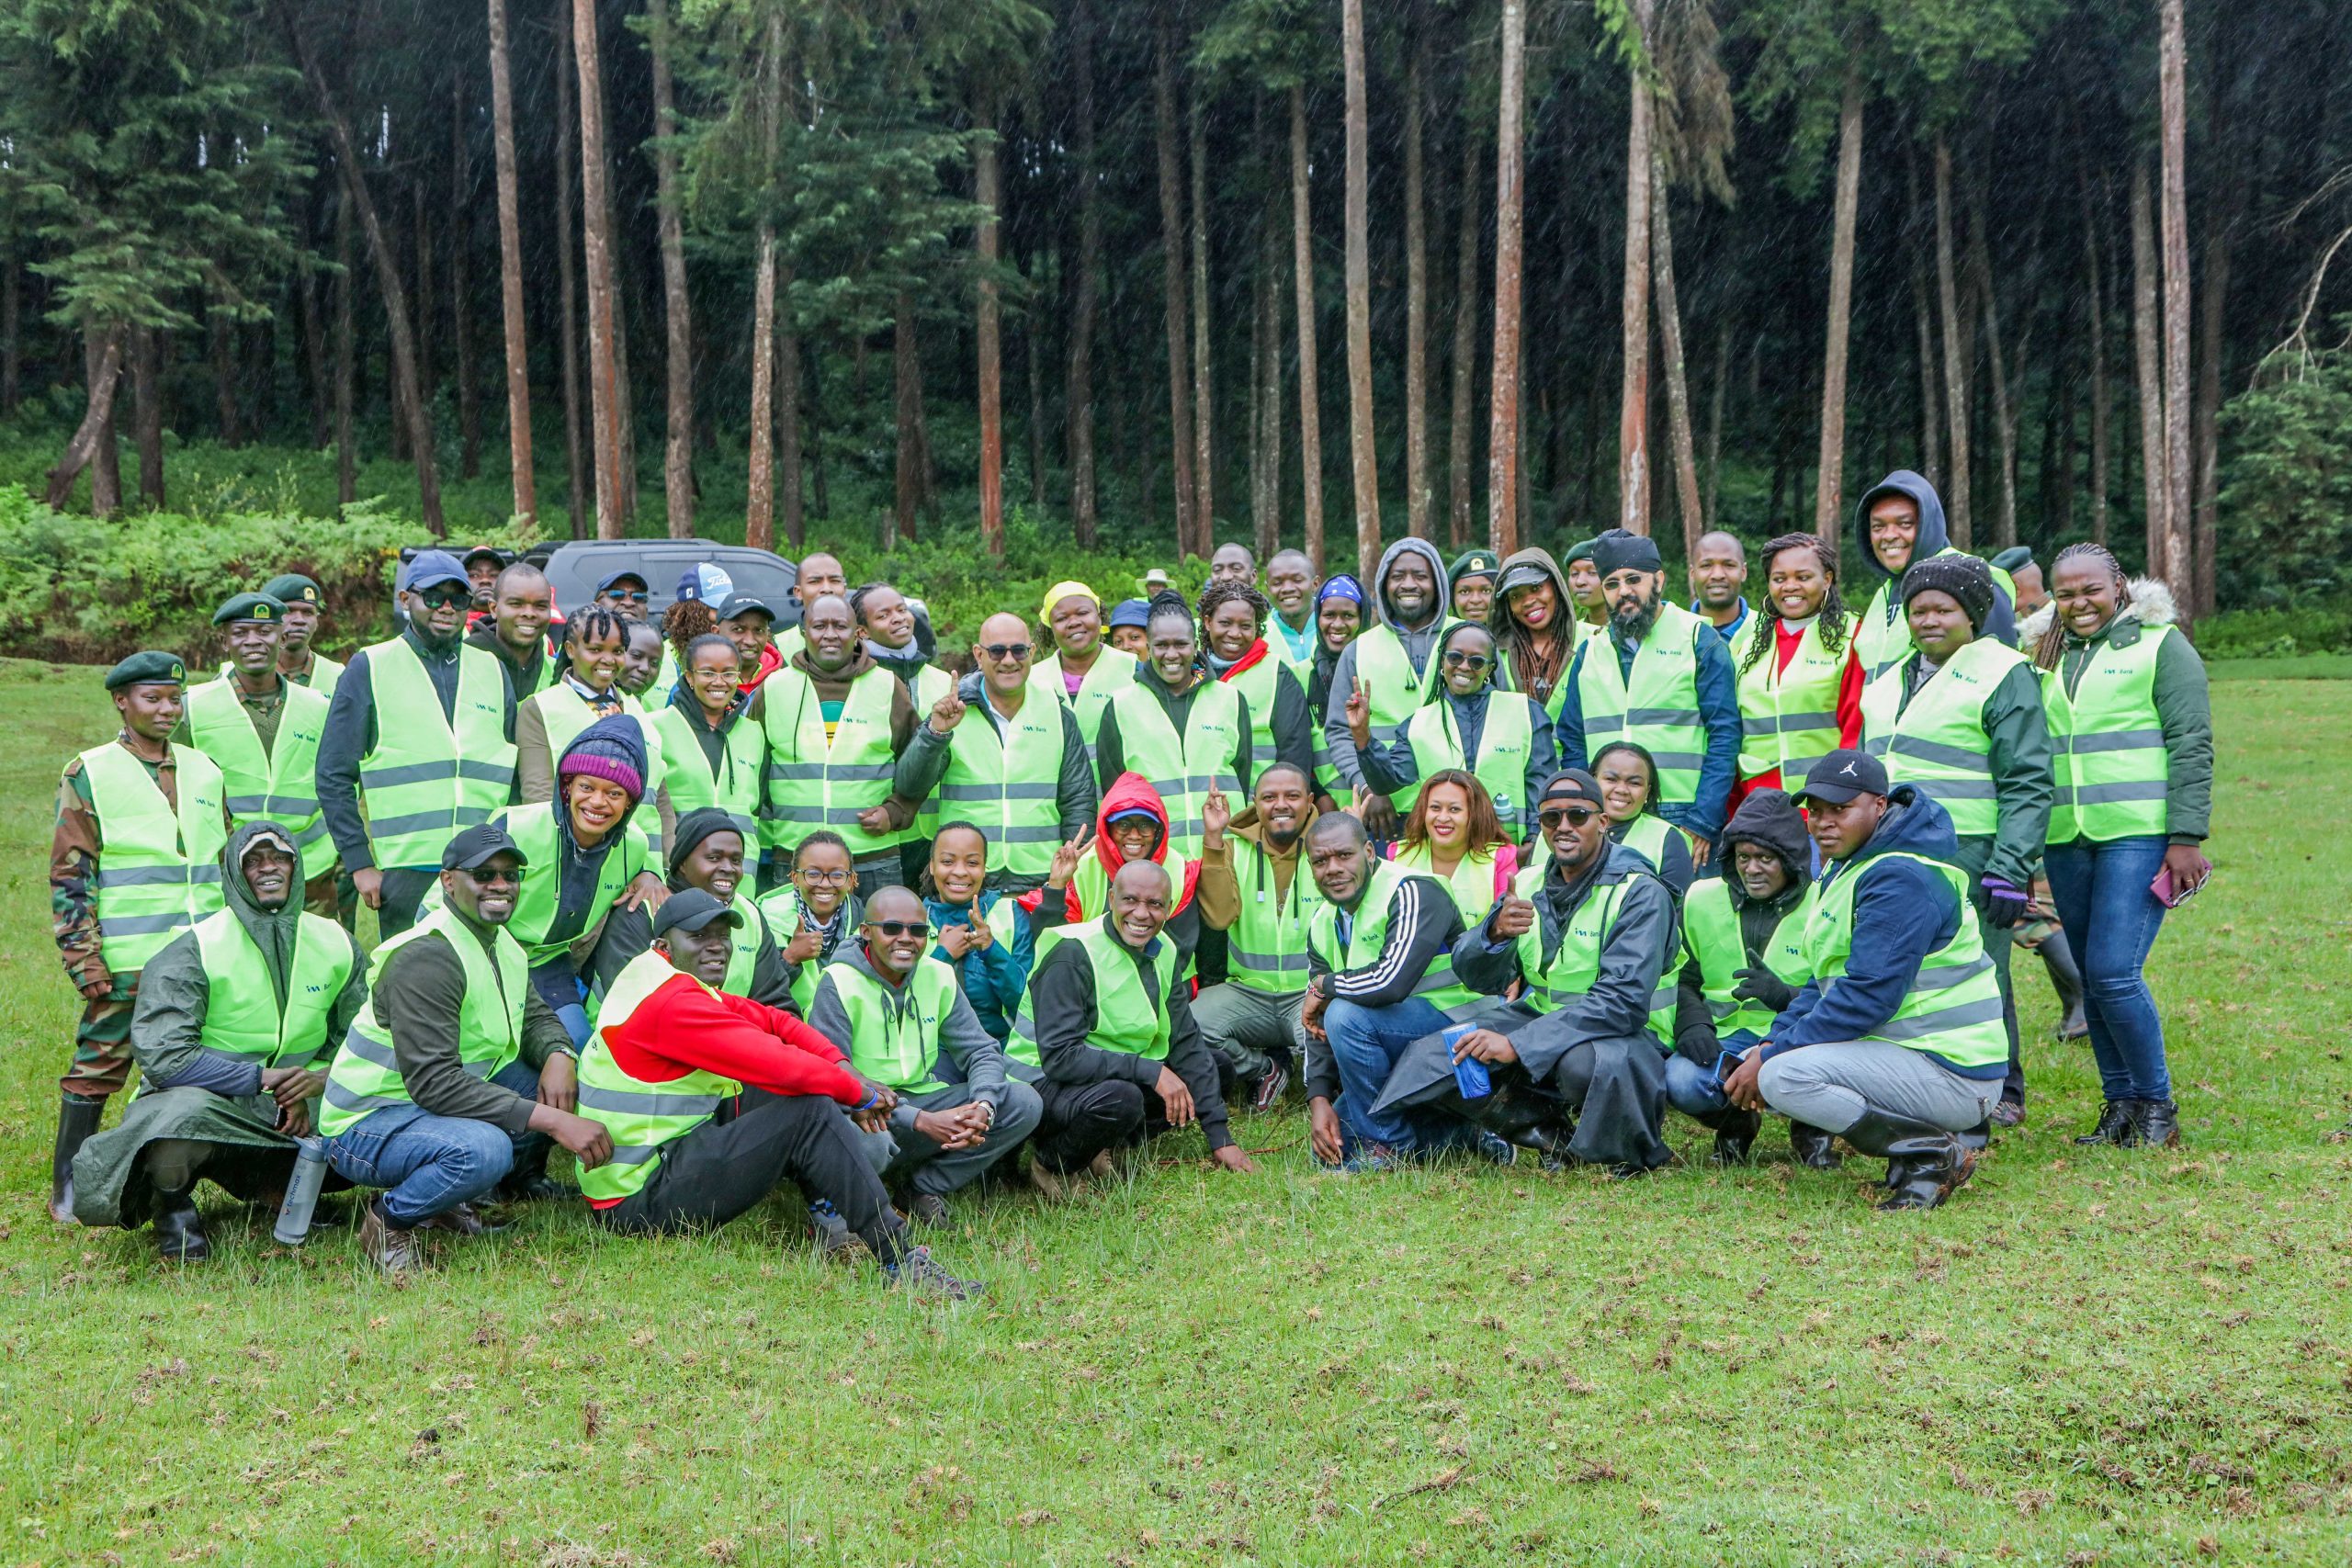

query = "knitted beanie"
[557, 715, 646, 804]
[1899, 552, 1996, 632]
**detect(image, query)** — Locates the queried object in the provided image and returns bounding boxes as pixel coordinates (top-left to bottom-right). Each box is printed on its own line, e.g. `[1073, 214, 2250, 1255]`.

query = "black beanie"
[667, 806, 747, 877]
[1899, 552, 1996, 632]
[1590, 528, 1663, 578]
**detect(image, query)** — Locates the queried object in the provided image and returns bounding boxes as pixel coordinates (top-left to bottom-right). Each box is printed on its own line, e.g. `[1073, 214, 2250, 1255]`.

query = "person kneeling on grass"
[808, 887, 1043, 1226]
[578, 887, 981, 1298]
[1012, 862, 1255, 1193]
[1719, 750, 2008, 1212]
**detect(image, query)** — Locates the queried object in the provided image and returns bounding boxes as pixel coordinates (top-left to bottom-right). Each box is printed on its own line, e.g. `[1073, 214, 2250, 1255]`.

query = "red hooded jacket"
[1021, 770, 1202, 924]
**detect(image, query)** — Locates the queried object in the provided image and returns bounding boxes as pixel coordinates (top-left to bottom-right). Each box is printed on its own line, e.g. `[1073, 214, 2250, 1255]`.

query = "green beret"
[1449, 547, 1501, 585]
[212, 592, 285, 626]
[1565, 537, 1600, 566]
[261, 573, 322, 606]
[105, 650, 187, 692]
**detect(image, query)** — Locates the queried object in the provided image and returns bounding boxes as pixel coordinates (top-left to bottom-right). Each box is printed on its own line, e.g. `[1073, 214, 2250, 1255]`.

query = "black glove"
[1980, 874, 2031, 930]
[1730, 964, 1796, 1013]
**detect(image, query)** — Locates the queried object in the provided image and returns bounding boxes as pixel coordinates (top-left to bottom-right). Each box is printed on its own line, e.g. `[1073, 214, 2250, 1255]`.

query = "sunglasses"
[603, 588, 650, 604]
[1442, 649, 1491, 671]
[980, 642, 1034, 662]
[1538, 807, 1599, 829]
[465, 865, 523, 887]
[865, 919, 926, 938]
[417, 585, 472, 610]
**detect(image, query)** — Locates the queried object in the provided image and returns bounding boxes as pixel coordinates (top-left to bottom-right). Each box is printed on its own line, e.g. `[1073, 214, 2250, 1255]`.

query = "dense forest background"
[5, 0, 2352, 640]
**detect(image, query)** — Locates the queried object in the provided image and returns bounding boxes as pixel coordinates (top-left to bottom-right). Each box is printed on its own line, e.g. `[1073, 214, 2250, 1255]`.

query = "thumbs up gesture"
[1488, 891, 1537, 940]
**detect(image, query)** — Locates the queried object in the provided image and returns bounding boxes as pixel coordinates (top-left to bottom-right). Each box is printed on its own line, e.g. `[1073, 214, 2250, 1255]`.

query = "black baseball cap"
[441, 823, 529, 872]
[1794, 750, 1890, 807]
[652, 887, 744, 939]
[595, 569, 651, 595]
[716, 593, 775, 624]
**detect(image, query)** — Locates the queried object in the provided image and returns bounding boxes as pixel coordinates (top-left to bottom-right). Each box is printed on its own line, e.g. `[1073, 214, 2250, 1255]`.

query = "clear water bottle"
[273, 1136, 329, 1246]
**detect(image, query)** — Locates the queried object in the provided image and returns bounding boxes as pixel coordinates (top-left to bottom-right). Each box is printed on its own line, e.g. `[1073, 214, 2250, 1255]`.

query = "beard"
[1610, 592, 1660, 641]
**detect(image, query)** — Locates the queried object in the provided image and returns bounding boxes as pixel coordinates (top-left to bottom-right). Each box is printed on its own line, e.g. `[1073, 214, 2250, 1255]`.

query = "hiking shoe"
[808, 1199, 864, 1263]
[1990, 1099, 2025, 1129]
[423, 1201, 505, 1236]
[1086, 1149, 1119, 1181]
[885, 1245, 985, 1301]
[1250, 1060, 1291, 1114]
[1025, 1157, 1075, 1203]
[2129, 1098, 2182, 1149]
[2074, 1100, 2141, 1147]
[359, 1198, 424, 1276]
[905, 1192, 952, 1229]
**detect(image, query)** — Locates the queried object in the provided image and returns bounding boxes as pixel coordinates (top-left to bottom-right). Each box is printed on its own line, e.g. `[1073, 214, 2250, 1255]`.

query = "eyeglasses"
[1538, 807, 1599, 829]
[603, 589, 650, 604]
[1442, 650, 1491, 671]
[980, 642, 1033, 662]
[865, 919, 926, 938]
[465, 865, 523, 887]
[796, 866, 852, 886]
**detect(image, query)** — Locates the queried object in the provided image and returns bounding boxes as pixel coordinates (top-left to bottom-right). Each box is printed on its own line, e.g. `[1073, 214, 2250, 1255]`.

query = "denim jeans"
[1321, 998, 1455, 1153]
[324, 1059, 548, 1227]
[1664, 1054, 1728, 1119]
[2042, 835, 2173, 1101]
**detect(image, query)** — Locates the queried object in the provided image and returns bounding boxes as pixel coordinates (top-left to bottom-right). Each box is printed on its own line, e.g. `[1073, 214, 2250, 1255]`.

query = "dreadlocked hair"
[1196, 577, 1272, 635]
[665, 599, 718, 660]
[554, 606, 629, 682]
[2031, 542, 2132, 671]
[1740, 533, 1849, 678]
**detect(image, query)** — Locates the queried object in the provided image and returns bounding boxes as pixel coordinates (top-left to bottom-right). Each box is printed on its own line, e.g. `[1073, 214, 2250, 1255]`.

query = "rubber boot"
[152, 1189, 210, 1263]
[1786, 1121, 1841, 1170]
[1464, 1080, 1578, 1164]
[2039, 930, 2088, 1041]
[1838, 1110, 1977, 1212]
[49, 1094, 104, 1224]
[1698, 1105, 1761, 1166]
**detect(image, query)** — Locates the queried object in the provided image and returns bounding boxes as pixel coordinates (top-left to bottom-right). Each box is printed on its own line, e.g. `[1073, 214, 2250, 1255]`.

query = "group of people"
[45, 466, 2215, 1292]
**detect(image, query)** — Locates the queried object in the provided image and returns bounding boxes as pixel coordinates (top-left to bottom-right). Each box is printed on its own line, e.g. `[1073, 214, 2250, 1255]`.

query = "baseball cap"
[652, 887, 745, 939]
[716, 593, 775, 624]
[441, 822, 529, 872]
[677, 563, 735, 604]
[401, 549, 469, 594]
[595, 569, 651, 596]
[1793, 750, 1890, 807]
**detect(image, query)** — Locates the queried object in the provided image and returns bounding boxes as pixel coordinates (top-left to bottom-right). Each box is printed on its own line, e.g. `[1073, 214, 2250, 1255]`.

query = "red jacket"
[1729, 622, 1866, 812]
[1020, 768, 1201, 924]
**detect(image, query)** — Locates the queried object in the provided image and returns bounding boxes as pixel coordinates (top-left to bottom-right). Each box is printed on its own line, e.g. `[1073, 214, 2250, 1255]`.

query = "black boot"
[1702, 1106, 1761, 1166]
[153, 1190, 210, 1263]
[1475, 1082, 1579, 1163]
[2040, 931, 2088, 1041]
[1839, 1110, 1977, 1212]
[49, 1094, 104, 1224]
[1786, 1121, 1841, 1170]
[496, 1139, 571, 1203]
[2073, 1100, 2141, 1147]
[2129, 1098, 2181, 1149]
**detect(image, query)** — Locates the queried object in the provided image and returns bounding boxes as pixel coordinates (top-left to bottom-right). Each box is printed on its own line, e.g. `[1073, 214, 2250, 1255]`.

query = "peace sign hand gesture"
[1046, 828, 1094, 891]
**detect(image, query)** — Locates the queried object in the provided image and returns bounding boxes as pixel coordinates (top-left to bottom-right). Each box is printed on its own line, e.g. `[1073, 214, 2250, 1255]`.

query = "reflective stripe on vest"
[1222, 837, 1322, 997]
[184, 906, 354, 1068]
[1220, 653, 1289, 775]
[1007, 919, 1177, 1070]
[1305, 857, 1479, 1016]
[576, 950, 741, 1201]
[356, 638, 515, 870]
[1028, 646, 1138, 773]
[2043, 621, 2173, 842]
[1390, 840, 1504, 925]
[1804, 851, 2007, 1068]
[1854, 549, 2018, 682]
[185, 678, 336, 879]
[1506, 863, 1677, 1048]
[650, 704, 764, 847]
[1679, 876, 1808, 1043]
[763, 665, 905, 858]
[1403, 695, 1533, 831]
[936, 696, 1068, 877]
[1105, 678, 1243, 863]
[318, 905, 526, 1137]
[823, 953, 958, 1094]
[81, 741, 229, 974]
[1731, 615, 1847, 793]
[1860, 637, 2028, 838]
[1572, 603, 1710, 807]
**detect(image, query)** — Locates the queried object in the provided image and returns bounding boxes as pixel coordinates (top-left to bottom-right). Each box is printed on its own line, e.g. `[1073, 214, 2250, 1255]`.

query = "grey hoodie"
[804, 942, 1014, 1133]
[1852, 469, 2018, 649]
[1322, 536, 1454, 791]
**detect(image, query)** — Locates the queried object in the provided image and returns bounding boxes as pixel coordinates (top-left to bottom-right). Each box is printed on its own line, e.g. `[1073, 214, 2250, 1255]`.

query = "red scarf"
[1218, 637, 1272, 682]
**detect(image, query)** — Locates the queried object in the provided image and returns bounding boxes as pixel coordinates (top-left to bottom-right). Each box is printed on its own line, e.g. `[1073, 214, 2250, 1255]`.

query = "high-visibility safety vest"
[1802, 851, 2007, 1068]
[1402, 694, 1534, 830]
[493, 801, 650, 967]
[821, 953, 958, 1095]
[1351, 621, 1456, 736]
[901, 663, 953, 840]
[289, 652, 345, 701]
[1572, 603, 1711, 808]
[932, 690, 1069, 879]
[649, 703, 765, 847]
[1305, 857, 1480, 1016]
[1860, 637, 2028, 839]
[715, 892, 770, 998]
[1006, 917, 1177, 1071]
[1679, 877, 1809, 1045]
[1104, 677, 1244, 863]
[179, 906, 354, 1070]
[1853, 547, 2018, 681]
[80, 741, 229, 975]
[354, 637, 514, 871]
[1615, 812, 1687, 878]
[184, 678, 336, 880]
[575, 950, 738, 1201]
[318, 904, 526, 1137]
[1218, 652, 1295, 779]
[762, 663, 906, 860]
[524, 682, 667, 857]
[1391, 839, 1505, 924]
[2042, 621, 2175, 843]
[1218, 836, 1323, 997]
[1028, 645, 1138, 769]
[1730, 615, 1848, 795]
[1505, 861, 1677, 1049]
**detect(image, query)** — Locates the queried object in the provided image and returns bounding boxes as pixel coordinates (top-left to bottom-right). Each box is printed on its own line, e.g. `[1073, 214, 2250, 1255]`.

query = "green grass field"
[3, 657, 2347, 1567]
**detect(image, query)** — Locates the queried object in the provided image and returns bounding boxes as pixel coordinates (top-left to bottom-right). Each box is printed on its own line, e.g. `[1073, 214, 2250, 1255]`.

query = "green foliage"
[2195, 598, 2352, 661]
[2215, 341, 2352, 614]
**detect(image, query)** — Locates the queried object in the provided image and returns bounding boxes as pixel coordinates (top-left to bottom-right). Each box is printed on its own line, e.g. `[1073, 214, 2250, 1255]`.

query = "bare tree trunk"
[571, 0, 625, 538]
[486, 0, 535, 525]
[2131, 163, 2165, 576]
[210, 303, 241, 446]
[1189, 83, 1214, 549]
[2191, 202, 2230, 619]
[1968, 193, 2019, 549]
[806, 335, 828, 522]
[300, 252, 330, 449]
[451, 74, 481, 481]
[1252, 189, 1283, 560]
[1649, 157, 1702, 563]
[1447, 118, 1480, 550]
[2079, 166, 2109, 546]
[1290, 85, 1325, 570]
[130, 325, 164, 509]
[893, 293, 921, 545]
[742, 22, 783, 552]
[1702, 319, 1729, 530]
[1027, 297, 1046, 511]
[1341, 0, 1381, 578]
[553, 0, 585, 536]
[2158, 0, 2192, 622]
[0, 259, 17, 415]
[1154, 25, 1197, 559]
[286, 6, 444, 535]
[650, 0, 695, 537]
[975, 94, 1006, 559]
[48, 330, 125, 513]
[1812, 68, 1862, 549]
[1932, 135, 1971, 546]
[778, 271, 803, 547]
[1487, 0, 1526, 556]
[1064, 0, 1101, 548]
[335, 195, 356, 505]
[1615, 0, 1656, 535]
[1403, 26, 1430, 539]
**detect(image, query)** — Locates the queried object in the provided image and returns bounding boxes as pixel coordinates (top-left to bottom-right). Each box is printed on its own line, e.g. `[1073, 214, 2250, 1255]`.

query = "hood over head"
[219, 819, 310, 998]
[1025, 771, 1199, 923]
[1853, 470, 1951, 581]
[557, 714, 649, 807]
[1372, 536, 1451, 632]
[1715, 787, 1813, 905]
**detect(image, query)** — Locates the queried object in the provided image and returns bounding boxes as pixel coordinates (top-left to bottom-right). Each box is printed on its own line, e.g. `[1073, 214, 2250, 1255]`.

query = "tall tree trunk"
[1154, 24, 1197, 558]
[650, 0, 695, 537]
[975, 94, 1006, 559]
[413, 180, 433, 431]
[778, 269, 803, 547]
[131, 325, 164, 509]
[335, 194, 356, 505]
[571, 0, 625, 538]
[1341, 0, 1380, 578]
[1812, 67, 1862, 549]
[1702, 319, 1728, 529]
[893, 293, 921, 545]
[1487, 0, 1527, 556]
[1290, 85, 1325, 570]
[1027, 294, 1046, 510]
[286, 6, 444, 535]
[300, 251, 329, 449]
[47, 329, 125, 513]
[2079, 166, 2109, 546]
[2158, 0, 2192, 622]
[742, 20, 783, 552]
[553, 0, 585, 536]
[1403, 26, 1430, 539]
[0, 259, 17, 415]
[1615, 0, 1656, 535]
[807, 335, 829, 522]
[1650, 155, 1702, 562]
[1931, 135, 1971, 546]
[1968, 192, 2019, 548]
[1189, 83, 1214, 550]
[1447, 118, 1480, 550]
[208, 303, 240, 446]
[452, 74, 481, 481]
[2131, 162, 2165, 575]
[2191, 200, 2231, 619]
[1064, 0, 1101, 548]
[487, 0, 535, 525]
[1252, 187, 1283, 561]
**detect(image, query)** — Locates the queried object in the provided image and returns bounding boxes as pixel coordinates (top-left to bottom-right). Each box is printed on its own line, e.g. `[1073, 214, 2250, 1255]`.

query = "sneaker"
[1025, 1157, 1075, 1203]
[884, 1244, 986, 1301]
[1336, 1143, 1402, 1174]
[1250, 1060, 1291, 1114]
[905, 1192, 952, 1229]
[807, 1199, 864, 1263]
[1990, 1099, 2025, 1129]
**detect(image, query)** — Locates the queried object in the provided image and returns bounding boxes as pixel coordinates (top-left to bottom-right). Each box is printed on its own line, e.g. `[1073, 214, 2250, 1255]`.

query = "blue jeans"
[324, 1060, 548, 1227]
[1663, 1028, 1764, 1121]
[2043, 835, 2172, 1101]
[1322, 998, 1454, 1153]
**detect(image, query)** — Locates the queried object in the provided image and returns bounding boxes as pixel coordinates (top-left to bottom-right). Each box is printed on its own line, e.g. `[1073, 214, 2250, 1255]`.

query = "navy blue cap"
[401, 550, 469, 594]
[1793, 750, 1890, 807]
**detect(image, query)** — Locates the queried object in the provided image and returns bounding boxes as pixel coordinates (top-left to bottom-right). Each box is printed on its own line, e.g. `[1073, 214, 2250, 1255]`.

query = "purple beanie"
[558, 716, 646, 804]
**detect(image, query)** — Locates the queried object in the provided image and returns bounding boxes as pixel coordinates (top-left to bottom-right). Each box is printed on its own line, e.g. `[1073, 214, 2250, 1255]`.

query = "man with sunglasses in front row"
[318, 550, 521, 938]
[896, 610, 1100, 897]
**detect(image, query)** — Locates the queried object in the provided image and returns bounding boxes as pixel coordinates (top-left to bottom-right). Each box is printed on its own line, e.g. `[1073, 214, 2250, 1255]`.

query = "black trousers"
[1033, 1077, 1153, 1173]
[375, 868, 442, 939]
[594, 1089, 906, 1257]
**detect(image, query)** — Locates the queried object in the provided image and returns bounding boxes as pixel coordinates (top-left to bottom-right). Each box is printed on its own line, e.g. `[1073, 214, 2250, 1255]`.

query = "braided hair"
[1196, 577, 1272, 635]
[2030, 542, 2132, 671]
[1739, 533, 1850, 678]
[555, 605, 629, 682]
